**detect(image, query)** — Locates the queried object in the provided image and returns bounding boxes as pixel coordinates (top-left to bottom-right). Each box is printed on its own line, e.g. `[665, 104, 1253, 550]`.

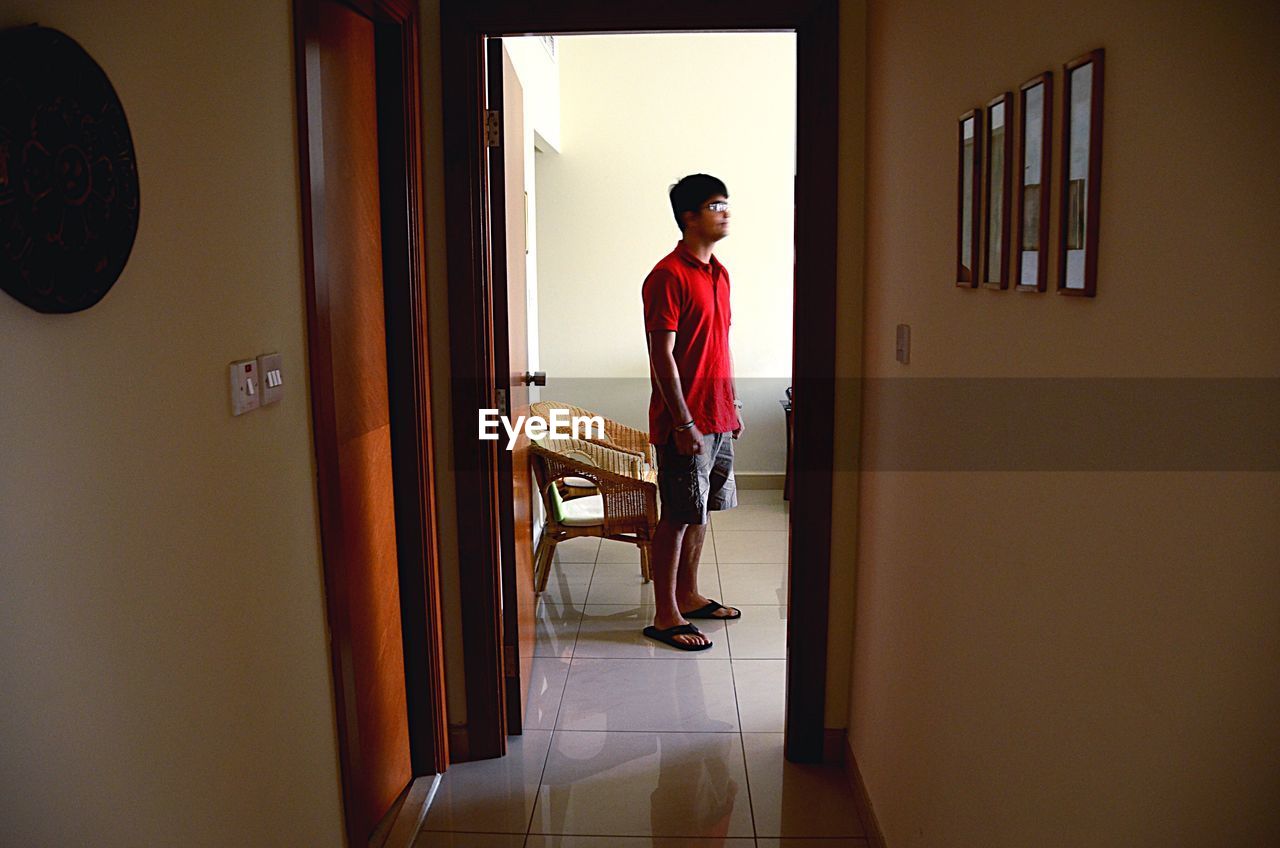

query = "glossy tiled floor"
[417, 491, 867, 848]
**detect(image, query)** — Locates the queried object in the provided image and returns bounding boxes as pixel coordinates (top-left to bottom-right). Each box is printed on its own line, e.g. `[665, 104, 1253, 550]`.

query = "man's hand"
[674, 424, 705, 455]
[732, 412, 745, 440]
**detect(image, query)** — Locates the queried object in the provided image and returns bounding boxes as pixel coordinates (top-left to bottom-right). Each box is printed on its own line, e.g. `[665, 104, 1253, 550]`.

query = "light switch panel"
[230, 359, 260, 415]
[257, 352, 284, 405]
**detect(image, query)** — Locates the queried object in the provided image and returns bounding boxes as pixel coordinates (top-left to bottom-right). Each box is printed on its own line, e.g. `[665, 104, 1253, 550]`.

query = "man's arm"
[647, 330, 703, 455]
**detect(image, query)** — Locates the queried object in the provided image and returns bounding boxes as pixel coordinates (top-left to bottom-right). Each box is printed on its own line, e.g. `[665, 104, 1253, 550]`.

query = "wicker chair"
[530, 399, 656, 469]
[529, 434, 657, 592]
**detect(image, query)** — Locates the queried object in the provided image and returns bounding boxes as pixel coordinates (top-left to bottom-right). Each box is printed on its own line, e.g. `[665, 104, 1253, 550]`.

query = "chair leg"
[534, 532, 557, 593]
[638, 541, 652, 584]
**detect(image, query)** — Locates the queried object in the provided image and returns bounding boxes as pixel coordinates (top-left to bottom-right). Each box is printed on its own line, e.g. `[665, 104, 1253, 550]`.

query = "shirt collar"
[673, 241, 723, 274]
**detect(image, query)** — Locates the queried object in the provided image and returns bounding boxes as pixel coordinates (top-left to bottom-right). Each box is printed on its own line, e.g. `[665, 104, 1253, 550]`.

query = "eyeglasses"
[705, 201, 729, 212]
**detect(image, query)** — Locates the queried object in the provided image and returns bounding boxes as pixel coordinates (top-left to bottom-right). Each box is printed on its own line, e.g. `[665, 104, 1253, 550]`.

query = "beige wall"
[535, 34, 796, 473]
[0, 2, 344, 845]
[850, 1, 1280, 845]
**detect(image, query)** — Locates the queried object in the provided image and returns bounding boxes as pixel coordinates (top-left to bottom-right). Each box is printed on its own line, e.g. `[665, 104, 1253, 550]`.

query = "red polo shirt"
[642, 242, 737, 444]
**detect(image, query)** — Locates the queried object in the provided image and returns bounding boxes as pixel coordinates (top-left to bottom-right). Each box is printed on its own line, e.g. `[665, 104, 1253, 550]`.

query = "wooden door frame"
[442, 0, 840, 763]
[294, 0, 449, 841]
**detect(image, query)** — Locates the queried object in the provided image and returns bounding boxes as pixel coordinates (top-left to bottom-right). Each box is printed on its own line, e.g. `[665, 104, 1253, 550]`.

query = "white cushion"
[559, 493, 604, 526]
[563, 475, 596, 489]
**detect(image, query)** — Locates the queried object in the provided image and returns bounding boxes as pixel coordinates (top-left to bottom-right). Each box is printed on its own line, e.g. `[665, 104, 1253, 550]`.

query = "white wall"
[0, 2, 344, 845]
[535, 33, 796, 474]
[503, 37, 562, 379]
[505, 36, 561, 155]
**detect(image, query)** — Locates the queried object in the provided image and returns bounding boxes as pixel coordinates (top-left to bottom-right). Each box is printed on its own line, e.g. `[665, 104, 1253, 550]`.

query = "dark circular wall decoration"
[0, 25, 140, 313]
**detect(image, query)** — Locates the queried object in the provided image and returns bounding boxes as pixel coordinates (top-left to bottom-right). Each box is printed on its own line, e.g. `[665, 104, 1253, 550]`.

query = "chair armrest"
[531, 437, 644, 487]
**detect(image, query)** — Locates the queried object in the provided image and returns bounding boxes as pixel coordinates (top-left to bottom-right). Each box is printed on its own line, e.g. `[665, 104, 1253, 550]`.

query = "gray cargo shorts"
[656, 431, 738, 525]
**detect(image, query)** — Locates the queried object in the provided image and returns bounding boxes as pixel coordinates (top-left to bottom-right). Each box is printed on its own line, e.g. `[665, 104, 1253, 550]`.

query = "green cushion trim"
[549, 480, 567, 524]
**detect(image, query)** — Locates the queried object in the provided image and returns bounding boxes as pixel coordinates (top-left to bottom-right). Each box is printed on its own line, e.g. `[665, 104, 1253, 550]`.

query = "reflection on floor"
[416, 491, 867, 847]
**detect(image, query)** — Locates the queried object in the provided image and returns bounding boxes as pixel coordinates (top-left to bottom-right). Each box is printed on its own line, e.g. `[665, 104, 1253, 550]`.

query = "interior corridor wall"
[535, 33, 796, 475]
[852, 1, 1280, 845]
[0, 2, 344, 845]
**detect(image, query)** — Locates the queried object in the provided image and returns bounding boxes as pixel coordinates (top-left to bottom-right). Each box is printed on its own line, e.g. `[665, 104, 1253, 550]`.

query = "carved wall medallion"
[0, 26, 140, 313]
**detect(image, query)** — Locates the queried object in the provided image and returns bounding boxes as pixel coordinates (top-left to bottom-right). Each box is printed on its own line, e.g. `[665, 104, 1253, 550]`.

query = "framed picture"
[981, 92, 1012, 289]
[1016, 72, 1052, 291]
[955, 108, 982, 287]
[1058, 48, 1104, 296]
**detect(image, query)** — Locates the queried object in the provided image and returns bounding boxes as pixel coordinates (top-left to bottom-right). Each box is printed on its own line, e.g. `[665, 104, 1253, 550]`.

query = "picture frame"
[981, 92, 1012, 289]
[955, 108, 982, 287]
[1058, 48, 1104, 297]
[1016, 72, 1052, 291]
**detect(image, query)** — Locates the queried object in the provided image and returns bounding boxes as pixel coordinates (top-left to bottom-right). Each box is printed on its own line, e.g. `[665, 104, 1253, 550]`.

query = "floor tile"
[597, 540, 645, 563]
[584, 574, 656, 606]
[413, 832, 526, 847]
[574, 605, 730, 660]
[556, 658, 739, 732]
[524, 657, 571, 730]
[756, 840, 870, 848]
[742, 733, 864, 838]
[717, 564, 789, 606]
[527, 836, 756, 847]
[711, 504, 790, 532]
[535, 601, 583, 658]
[731, 660, 786, 732]
[734, 489, 789, 507]
[543, 558, 596, 583]
[530, 730, 754, 837]
[552, 536, 602, 563]
[421, 730, 553, 833]
[539, 577, 592, 607]
[725, 605, 787, 659]
[713, 530, 789, 563]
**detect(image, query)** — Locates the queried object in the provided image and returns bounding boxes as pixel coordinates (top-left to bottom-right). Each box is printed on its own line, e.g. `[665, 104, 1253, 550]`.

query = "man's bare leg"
[675, 521, 740, 619]
[674, 522, 709, 612]
[650, 517, 710, 647]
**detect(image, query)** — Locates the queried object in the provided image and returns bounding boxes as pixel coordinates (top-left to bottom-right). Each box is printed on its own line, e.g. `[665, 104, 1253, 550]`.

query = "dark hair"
[669, 174, 728, 231]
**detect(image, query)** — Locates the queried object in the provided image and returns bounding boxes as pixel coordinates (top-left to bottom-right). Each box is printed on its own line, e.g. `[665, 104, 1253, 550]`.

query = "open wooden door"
[296, 0, 447, 839]
[487, 38, 538, 732]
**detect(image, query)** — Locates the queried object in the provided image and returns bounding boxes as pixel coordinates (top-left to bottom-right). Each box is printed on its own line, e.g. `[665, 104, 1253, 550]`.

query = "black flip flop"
[681, 600, 742, 620]
[643, 623, 713, 652]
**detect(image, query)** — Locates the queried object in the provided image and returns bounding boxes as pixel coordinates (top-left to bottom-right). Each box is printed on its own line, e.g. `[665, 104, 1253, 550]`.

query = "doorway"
[293, 0, 448, 842]
[499, 26, 797, 739]
[442, 0, 839, 766]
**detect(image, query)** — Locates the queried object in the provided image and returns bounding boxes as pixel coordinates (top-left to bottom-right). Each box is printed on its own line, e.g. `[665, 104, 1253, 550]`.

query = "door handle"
[521, 371, 546, 386]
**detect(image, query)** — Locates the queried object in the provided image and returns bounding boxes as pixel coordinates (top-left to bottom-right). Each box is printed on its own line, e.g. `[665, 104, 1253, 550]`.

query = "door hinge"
[504, 644, 517, 675]
[485, 110, 500, 147]
[496, 387, 508, 417]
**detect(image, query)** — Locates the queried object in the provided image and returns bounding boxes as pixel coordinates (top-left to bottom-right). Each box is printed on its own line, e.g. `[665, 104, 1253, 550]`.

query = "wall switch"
[257, 352, 284, 405]
[895, 324, 911, 364]
[230, 359, 260, 416]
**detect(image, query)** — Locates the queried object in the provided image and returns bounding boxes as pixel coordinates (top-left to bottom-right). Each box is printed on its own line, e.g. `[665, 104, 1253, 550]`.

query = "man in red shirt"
[641, 174, 745, 651]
